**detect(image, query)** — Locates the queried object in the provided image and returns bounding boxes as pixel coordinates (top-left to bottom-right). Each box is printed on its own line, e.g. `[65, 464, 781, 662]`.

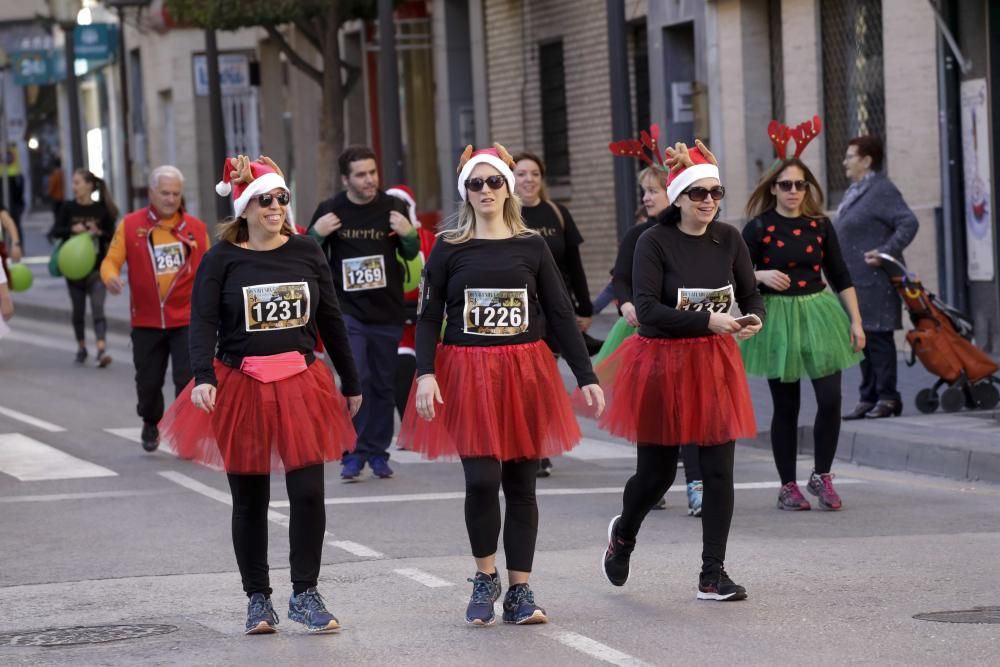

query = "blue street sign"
[74, 23, 118, 62]
[10, 50, 65, 86]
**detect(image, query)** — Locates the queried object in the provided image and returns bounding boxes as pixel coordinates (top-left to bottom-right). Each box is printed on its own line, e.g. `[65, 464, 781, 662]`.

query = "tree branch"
[341, 60, 362, 96]
[293, 18, 321, 52]
[264, 24, 323, 86]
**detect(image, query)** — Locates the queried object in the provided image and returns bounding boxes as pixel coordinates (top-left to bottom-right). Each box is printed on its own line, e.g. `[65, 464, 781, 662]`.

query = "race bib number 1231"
[243, 282, 311, 332]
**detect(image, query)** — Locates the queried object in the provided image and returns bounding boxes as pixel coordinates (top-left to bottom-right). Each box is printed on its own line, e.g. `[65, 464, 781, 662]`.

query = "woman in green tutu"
[740, 116, 864, 512]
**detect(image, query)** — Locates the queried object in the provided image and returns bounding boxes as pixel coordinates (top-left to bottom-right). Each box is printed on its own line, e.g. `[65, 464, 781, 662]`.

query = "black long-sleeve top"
[633, 219, 766, 339]
[742, 210, 853, 295]
[307, 191, 420, 326]
[51, 200, 116, 268]
[415, 234, 598, 388]
[521, 201, 593, 317]
[188, 235, 361, 394]
[612, 219, 657, 306]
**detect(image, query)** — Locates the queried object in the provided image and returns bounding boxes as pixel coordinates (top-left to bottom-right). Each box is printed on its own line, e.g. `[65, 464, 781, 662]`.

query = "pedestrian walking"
[158, 156, 362, 635]
[308, 146, 421, 481]
[100, 166, 210, 452]
[51, 169, 118, 367]
[47, 157, 65, 234]
[399, 143, 604, 626]
[599, 140, 763, 601]
[835, 135, 919, 420]
[0, 204, 22, 285]
[739, 117, 864, 511]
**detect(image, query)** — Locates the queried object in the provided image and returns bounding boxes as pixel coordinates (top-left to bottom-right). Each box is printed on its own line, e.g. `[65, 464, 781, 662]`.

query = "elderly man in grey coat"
[835, 136, 919, 420]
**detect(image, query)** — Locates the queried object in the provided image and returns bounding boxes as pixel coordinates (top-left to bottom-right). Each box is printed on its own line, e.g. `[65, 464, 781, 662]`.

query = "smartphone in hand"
[734, 314, 761, 329]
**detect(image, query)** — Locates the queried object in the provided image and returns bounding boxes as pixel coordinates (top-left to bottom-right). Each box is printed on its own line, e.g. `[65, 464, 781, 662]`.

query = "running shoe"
[465, 571, 501, 626]
[74, 348, 88, 364]
[140, 422, 159, 453]
[536, 458, 553, 478]
[602, 515, 635, 586]
[340, 455, 364, 482]
[96, 352, 112, 368]
[368, 455, 394, 479]
[502, 584, 548, 625]
[652, 496, 667, 510]
[288, 587, 340, 633]
[807, 471, 843, 510]
[687, 480, 703, 517]
[697, 569, 747, 601]
[245, 592, 279, 635]
[777, 481, 811, 511]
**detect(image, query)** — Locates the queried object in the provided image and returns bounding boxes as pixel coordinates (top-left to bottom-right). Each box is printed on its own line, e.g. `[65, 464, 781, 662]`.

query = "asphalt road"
[1, 316, 999, 665]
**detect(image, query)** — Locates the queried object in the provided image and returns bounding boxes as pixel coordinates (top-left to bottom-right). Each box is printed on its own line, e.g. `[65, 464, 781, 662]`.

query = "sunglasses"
[257, 191, 291, 207]
[775, 180, 808, 193]
[682, 186, 726, 202]
[465, 175, 507, 193]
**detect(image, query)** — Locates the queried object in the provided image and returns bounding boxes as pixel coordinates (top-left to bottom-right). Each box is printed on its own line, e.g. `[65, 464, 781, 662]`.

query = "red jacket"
[122, 207, 208, 329]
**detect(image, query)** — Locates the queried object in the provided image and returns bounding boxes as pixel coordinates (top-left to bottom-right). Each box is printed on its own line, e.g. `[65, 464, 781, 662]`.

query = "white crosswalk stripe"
[0, 433, 117, 481]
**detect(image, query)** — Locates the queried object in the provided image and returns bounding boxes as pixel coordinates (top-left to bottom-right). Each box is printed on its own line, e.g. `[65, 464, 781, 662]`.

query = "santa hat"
[385, 184, 420, 228]
[456, 143, 516, 200]
[665, 140, 721, 203]
[215, 155, 288, 219]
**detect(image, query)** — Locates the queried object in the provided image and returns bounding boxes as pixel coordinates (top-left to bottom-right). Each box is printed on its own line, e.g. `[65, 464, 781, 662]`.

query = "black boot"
[843, 401, 875, 420]
[866, 400, 902, 419]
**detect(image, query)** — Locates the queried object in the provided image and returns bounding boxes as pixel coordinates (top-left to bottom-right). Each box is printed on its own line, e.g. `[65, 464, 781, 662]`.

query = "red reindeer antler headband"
[609, 123, 668, 173]
[768, 115, 822, 159]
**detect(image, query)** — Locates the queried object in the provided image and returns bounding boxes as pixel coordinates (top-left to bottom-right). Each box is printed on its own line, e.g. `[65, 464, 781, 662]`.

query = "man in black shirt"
[308, 146, 420, 481]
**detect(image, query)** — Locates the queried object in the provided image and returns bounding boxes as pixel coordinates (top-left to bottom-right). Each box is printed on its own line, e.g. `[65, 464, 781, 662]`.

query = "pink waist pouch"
[240, 351, 310, 383]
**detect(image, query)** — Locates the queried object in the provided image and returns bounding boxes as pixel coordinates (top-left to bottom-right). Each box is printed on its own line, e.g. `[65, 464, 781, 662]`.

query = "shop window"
[539, 40, 570, 181]
[821, 0, 885, 203]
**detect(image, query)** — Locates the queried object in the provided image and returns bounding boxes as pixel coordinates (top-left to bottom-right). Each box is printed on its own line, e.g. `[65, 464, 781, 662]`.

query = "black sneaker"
[245, 592, 279, 635]
[536, 458, 553, 478]
[74, 348, 88, 364]
[465, 571, 501, 626]
[602, 515, 635, 586]
[697, 569, 747, 601]
[502, 583, 548, 625]
[141, 422, 159, 452]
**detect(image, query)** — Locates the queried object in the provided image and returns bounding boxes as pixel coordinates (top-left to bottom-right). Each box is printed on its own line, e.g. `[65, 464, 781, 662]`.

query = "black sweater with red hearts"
[741, 210, 853, 295]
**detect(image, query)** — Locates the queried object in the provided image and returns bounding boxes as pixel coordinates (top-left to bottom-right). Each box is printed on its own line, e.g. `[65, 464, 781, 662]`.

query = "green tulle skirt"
[739, 291, 862, 382]
[592, 317, 637, 366]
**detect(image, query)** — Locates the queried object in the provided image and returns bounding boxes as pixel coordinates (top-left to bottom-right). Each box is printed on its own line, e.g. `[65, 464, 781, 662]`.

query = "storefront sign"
[74, 24, 118, 62]
[193, 54, 252, 96]
[960, 78, 995, 281]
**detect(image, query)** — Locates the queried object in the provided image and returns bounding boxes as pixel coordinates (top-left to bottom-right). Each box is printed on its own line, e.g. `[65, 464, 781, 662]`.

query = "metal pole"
[607, 0, 636, 242]
[63, 23, 85, 172]
[116, 7, 134, 210]
[378, 0, 403, 184]
[0, 66, 10, 215]
[205, 29, 230, 220]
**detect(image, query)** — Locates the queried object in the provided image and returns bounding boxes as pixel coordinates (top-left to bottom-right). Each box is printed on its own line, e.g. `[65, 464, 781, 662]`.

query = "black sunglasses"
[682, 186, 726, 202]
[776, 180, 808, 193]
[465, 175, 507, 193]
[257, 191, 291, 207]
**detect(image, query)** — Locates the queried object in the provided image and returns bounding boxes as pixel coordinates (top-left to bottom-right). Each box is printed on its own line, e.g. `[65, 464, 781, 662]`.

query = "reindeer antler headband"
[768, 115, 822, 160]
[663, 139, 720, 203]
[456, 142, 517, 200]
[215, 154, 289, 218]
[609, 123, 668, 174]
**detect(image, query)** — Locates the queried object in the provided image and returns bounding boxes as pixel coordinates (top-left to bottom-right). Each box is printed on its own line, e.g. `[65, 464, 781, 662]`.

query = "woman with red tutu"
[599, 140, 764, 601]
[399, 143, 604, 627]
[159, 156, 361, 635]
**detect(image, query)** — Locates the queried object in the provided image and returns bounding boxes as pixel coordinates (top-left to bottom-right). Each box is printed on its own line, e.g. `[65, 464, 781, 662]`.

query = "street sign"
[74, 23, 119, 62]
[10, 50, 65, 86]
[193, 54, 252, 96]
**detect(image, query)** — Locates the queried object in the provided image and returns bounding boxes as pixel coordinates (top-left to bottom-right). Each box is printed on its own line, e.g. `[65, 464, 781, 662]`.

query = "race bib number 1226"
[676, 285, 735, 313]
[243, 282, 311, 332]
[463, 288, 529, 336]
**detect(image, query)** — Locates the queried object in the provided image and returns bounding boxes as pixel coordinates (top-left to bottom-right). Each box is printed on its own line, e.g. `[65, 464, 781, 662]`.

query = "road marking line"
[393, 568, 454, 588]
[0, 489, 170, 503]
[0, 433, 117, 481]
[328, 540, 385, 559]
[105, 428, 178, 458]
[565, 438, 638, 460]
[0, 406, 66, 432]
[539, 627, 656, 667]
[3, 329, 129, 358]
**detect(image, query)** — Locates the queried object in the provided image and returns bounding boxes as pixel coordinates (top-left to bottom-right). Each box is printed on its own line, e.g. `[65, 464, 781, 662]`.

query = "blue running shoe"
[465, 571, 501, 626]
[341, 455, 364, 482]
[369, 455, 394, 479]
[502, 584, 548, 625]
[288, 588, 340, 633]
[245, 592, 279, 635]
[687, 480, 703, 517]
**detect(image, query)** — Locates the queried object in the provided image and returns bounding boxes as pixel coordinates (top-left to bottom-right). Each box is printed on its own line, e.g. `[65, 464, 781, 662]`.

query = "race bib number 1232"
[243, 282, 311, 332]
[675, 285, 735, 313]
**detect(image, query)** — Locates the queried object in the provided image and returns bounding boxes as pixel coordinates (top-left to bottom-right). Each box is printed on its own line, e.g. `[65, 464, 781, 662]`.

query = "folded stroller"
[878, 253, 1000, 413]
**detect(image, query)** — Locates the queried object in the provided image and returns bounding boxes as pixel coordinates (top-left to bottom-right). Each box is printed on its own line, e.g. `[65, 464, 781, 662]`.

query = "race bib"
[463, 288, 529, 336]
[243, 282, 311, 332]
[153, 242, 185, 276]
[676, 285, 735, 314]
[342, 254, 387, 292]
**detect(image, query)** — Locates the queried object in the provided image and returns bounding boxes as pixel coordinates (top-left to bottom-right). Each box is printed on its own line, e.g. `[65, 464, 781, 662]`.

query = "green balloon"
[58, 233, 97, 280]
[8, 263, 33, 292]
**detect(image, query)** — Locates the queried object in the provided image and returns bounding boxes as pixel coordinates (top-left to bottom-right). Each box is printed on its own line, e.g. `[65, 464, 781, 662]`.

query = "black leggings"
[66, 272, 107, 343]
[227, 464, 326, 597]
[461, 457, 538, 573]
[768, 372, 841, 485]
[618, 442, 735, 575]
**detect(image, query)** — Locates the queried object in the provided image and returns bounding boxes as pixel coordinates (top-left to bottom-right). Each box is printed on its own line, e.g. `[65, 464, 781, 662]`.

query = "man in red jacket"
[101, 166, 209, 451]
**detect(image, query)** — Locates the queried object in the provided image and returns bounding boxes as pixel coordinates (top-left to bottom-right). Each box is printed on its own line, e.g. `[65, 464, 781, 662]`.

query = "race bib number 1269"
[463, 288, 529, 336]
[342, 254, 387, 292]
[243, 282, 311, 332]
[676, 285, 735, 313]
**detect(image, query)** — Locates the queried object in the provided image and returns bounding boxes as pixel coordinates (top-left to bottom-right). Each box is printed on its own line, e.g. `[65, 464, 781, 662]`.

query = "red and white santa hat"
[455, 143, 517, 200]
[385, 184, 420, 228]
[215, 156, 289, 219]
[666, 144, 720, 203]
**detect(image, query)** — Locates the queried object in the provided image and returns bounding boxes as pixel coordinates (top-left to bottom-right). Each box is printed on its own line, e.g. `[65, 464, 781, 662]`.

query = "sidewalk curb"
[13, 301, 133, 336]
[748, 424, 1000, 483]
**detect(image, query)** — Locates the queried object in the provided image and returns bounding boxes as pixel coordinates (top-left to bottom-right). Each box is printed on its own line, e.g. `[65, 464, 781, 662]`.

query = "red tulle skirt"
[159, 359, 356, 474]
[397, 341, 582, 461]
[596, 335, 756, 446]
